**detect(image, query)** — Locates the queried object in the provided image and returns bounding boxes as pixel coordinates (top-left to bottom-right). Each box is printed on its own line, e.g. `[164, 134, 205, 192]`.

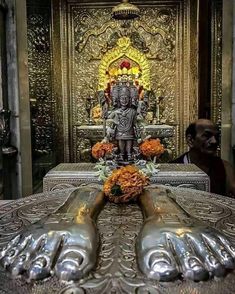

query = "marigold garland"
[92, 142, 114, 160]
[103, 165, 149, 203]
[139, 138, 165, 158]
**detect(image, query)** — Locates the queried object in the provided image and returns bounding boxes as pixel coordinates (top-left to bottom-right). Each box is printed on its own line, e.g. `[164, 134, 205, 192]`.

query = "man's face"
[192, 123, 219, 155]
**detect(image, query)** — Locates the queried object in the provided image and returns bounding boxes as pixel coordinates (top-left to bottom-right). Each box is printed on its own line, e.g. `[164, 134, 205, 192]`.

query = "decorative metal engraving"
[27, 3, 56, 182]
[25, 0, 204, 162]
[76, 124, 174, 140]
[0, 187, 235, 292]
[211, 0, 222, 127]
[98, 36, 151, 91]
[0, 188, 77, 247]
[63, 2, 194, 161]
[27, 6, 54, 154]
[42, 163, 210, 192]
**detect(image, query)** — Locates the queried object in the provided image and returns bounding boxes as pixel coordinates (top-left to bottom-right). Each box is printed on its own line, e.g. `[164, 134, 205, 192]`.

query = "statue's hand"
[0, 215, 98, 282]
[137, 188, 235, 281]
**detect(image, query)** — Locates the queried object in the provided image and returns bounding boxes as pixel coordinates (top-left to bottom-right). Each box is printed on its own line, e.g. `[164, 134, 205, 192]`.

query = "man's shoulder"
[221, 159, 234, 172]
[170, 152, 188, 163]
[212, 155, 226, 166]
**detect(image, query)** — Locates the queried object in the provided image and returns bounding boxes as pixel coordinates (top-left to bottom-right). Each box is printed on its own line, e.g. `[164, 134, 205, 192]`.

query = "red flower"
[120, 60, 131, 70]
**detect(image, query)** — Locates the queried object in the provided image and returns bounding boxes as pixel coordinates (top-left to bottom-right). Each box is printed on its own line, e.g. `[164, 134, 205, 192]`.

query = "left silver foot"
[0, 186, 104, 281]
[1, 221, 97, 281]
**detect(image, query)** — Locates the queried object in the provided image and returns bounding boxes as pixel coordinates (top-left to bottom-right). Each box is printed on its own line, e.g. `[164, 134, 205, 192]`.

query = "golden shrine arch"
[98, 37, 151, 91]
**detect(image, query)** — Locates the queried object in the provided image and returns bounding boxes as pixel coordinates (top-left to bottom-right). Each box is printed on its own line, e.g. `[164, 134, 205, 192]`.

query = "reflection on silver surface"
[0, 186, 235, 293]
[137, 186, 235, 281]
[0, 185, 105, 282]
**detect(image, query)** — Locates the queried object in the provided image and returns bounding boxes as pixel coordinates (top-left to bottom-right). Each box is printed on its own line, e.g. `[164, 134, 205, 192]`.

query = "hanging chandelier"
[112, 0, 140, 20]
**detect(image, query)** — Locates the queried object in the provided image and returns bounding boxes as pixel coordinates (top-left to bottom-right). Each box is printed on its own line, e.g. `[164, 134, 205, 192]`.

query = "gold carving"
[54, 1, 199, 160]
[92, 104, 102, 125]
[211, 0, 222, 126]
[75, 22, 117, 53]
[98, 37, 150, 91]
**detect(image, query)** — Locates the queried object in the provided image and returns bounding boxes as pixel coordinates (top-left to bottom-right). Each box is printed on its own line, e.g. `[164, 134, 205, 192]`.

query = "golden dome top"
[112, 0, 140, 20]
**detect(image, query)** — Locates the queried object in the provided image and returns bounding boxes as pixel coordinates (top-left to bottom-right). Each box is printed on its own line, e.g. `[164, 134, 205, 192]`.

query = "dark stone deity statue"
[99, 80, 147, 163]
[110, 81, 139, 161]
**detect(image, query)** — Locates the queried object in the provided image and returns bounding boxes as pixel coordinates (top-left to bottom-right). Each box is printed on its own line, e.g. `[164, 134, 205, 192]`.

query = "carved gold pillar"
[221, 0, 233, 163]
[183, 0, 198, 150]
[52, 0, 68, 162]
[211, 0, 222, 126]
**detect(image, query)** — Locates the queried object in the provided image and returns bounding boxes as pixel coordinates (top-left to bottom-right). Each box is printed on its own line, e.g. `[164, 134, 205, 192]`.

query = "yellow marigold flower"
[109, 68, 117, 77]
[132, 66, 140, 75]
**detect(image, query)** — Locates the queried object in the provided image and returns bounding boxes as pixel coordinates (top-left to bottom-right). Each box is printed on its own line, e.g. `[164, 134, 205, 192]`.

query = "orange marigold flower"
[103, 165, 149, 203]
[139, 138, 165, 158]
[92, 142, 114, 160]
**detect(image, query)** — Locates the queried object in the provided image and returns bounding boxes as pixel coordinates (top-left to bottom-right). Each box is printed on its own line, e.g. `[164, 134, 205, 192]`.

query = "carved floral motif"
[70, 5, 177, 160]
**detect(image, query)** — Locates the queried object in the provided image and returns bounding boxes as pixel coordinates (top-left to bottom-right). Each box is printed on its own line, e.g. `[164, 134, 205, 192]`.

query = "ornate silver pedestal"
[0, 187, 235, 293]
[43, 163, 210, 192]
[76, 124, 174, 161]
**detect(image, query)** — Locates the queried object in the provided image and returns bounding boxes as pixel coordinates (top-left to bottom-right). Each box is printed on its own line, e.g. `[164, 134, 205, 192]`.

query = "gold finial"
[112, 0, 140, 20]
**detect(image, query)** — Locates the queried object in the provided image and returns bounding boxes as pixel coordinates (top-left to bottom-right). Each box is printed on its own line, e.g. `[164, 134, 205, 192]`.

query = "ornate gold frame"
[52, 0, 199, 162]
[98, 37, 150, 91]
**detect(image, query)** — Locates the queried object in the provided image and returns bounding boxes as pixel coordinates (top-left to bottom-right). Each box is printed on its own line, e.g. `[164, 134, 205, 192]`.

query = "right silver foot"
[137, 186, 235, 281]
[137, 218, 235, 281]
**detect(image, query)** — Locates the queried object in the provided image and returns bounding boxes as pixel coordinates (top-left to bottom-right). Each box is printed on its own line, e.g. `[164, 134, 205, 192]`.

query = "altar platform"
[76, 124, 174, 161]
[43, 163, 210, 192]
[0, 186, 235, 293]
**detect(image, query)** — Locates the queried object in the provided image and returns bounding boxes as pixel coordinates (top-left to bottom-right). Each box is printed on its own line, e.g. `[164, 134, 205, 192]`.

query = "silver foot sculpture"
[137, 186, 235, 281]
[0, 185, 105, 281]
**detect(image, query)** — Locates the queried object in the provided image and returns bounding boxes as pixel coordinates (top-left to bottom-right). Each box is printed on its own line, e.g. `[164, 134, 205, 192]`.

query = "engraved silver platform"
[43, 163, 210, 192]
[0, 187, 235, 293]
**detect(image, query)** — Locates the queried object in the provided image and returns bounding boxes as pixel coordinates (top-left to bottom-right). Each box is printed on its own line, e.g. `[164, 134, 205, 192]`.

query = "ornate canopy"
[98, 37, 150, 91]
